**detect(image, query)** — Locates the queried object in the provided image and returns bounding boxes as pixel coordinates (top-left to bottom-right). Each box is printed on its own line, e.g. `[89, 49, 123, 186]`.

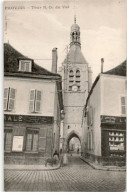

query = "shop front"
[4, 114, 54, 165]
[101, 115, 126, 166]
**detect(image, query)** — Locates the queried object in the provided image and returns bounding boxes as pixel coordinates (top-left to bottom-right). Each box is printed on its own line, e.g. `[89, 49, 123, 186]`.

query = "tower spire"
[74, 14, 76, 24]
[70, 16, 81, 48]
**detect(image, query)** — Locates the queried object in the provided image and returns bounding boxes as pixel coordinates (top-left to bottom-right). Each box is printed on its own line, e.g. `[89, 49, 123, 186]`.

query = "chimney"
[101, 58, 104, 73]
[52, 48, 58, 73]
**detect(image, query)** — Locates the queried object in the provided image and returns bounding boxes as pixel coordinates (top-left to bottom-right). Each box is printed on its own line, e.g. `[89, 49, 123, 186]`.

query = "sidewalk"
[80, 156, 126, 172]
[4, 161, 61, 171]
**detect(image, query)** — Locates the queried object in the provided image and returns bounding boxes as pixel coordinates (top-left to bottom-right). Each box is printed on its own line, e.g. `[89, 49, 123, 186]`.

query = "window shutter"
[29, 90, 35, 112]
[4, 88, 9, 110]
[122, 106, 125, 114]
[32, 133, 38, 151]
[21, 61, 25, 71]
[8, 88, 16, 111]
[121, 97, 125, 105]
[26, 133, 32, 151]
[121, 97, 126, 114]
[5, 131, 12, 152]
[35, 90, 41, 112]
[25, 62, 30, 72]
[39, 129, 46, 151]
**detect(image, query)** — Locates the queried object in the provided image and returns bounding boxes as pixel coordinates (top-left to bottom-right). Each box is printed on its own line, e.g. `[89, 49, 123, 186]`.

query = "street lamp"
[61, 110, 65, 120]
[60, 110, 65, 153]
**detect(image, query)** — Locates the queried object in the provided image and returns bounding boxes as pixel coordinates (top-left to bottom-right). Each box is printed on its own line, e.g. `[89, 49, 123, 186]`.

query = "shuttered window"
[29, 90, 41, 113]
[19, 60, 32, 72]
[121, 97, 126, 115]
[26, 130, 38, 152]
[35, 90, 41, 112]
[4, 88, 16, 111]
[29, 90, 35, 112]
[4, 129, 12, 152]
[4, 88, 9, 110]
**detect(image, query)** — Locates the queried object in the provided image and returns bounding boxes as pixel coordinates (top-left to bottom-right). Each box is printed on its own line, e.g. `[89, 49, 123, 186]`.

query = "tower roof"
[63, 44, 88, 64]
[63, 18, 87, 65]
[71, 23, 80, 32]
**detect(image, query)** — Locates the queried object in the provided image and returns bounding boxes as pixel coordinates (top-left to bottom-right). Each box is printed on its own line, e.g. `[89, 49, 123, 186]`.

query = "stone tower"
[58, 17, 92, 152]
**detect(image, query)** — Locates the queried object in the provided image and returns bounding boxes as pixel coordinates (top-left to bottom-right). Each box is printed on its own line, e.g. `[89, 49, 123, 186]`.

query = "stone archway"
[65, 130, 81, 152]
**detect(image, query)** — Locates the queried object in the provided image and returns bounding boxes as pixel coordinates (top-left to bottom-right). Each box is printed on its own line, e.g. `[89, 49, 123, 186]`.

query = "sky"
[4, 0, 127, 81]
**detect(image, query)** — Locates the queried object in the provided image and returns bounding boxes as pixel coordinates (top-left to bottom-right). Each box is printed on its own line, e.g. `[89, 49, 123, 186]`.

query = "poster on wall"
[12, 136, 24, 152]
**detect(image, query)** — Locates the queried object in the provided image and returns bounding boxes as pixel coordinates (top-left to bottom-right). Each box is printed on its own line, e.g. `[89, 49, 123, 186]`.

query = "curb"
[80, 156, 126, 172]
[4, 160, 62, 171]
[4, 165, 61, 171]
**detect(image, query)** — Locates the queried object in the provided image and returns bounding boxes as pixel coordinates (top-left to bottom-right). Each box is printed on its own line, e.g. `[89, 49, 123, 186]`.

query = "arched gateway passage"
[66, 131, 81, 153]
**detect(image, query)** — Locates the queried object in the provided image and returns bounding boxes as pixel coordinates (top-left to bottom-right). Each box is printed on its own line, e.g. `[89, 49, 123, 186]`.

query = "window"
[121, 96, 126, 115]
[77, 86, 80, 91]
[29, 90, 42, 113]
[26, 130, 39, 152]
[76, 69, 80, 77]
[19, 60, 32, 72]
[69, 80, 74, 84]
[4, 88, 16, 111]
[4, 129, 12, 152]
[69, 86, 72, 91]
[69, 70, 74, 77]
[75, 70, 80, 90]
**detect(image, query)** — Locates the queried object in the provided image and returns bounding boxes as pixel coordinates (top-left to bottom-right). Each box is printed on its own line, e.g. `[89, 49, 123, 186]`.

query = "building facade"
[58, 18, 92, 151]
[82, 61, 126, 166]
[4, 43, 63, 164]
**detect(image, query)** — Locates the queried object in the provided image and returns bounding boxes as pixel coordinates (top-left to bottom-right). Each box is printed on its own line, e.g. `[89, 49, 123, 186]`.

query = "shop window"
[109, 131, 125, 151]
[26, 130, 39, 152]
[4, 88, 16, 111]
[4, 129, 12, 152]
[19, 60, 32, 72]
[29, 90, 42, 113]
[121, 96, 126, 115]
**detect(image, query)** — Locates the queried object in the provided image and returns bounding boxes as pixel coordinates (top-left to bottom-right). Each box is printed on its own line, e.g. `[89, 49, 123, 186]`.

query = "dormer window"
[19, 60, 32, 72]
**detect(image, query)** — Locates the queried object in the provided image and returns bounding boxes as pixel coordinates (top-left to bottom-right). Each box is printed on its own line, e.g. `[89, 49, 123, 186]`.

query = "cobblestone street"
[4, 155, 126, 192]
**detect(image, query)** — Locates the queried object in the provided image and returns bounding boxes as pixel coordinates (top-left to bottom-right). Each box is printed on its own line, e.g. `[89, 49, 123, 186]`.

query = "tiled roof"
[63, 44, 87, 64]
[85, 60, 126, 110]
[4, 43, 59, 77]
[104, 60, 126, 76]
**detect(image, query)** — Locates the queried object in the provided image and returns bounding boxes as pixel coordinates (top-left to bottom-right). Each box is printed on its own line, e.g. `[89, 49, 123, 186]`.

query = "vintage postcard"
[4, 0, 126, 192]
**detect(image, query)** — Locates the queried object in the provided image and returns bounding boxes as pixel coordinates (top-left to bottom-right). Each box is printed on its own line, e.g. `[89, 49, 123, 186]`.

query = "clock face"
[72, 85, 78, 92]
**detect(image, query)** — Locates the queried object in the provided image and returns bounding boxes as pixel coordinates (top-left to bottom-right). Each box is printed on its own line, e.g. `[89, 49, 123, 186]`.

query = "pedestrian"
[77, 148, 79, 154]
[60, 148, 62, 155]
[63, 153, 68, 165]
[53, 150, 59, 163]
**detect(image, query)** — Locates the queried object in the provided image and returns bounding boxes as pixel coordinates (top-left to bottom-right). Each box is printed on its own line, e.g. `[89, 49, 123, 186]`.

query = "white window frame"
[4, 87, 16, 111]
[19, 60, 32, 72]
[29, 89, 42, 113]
